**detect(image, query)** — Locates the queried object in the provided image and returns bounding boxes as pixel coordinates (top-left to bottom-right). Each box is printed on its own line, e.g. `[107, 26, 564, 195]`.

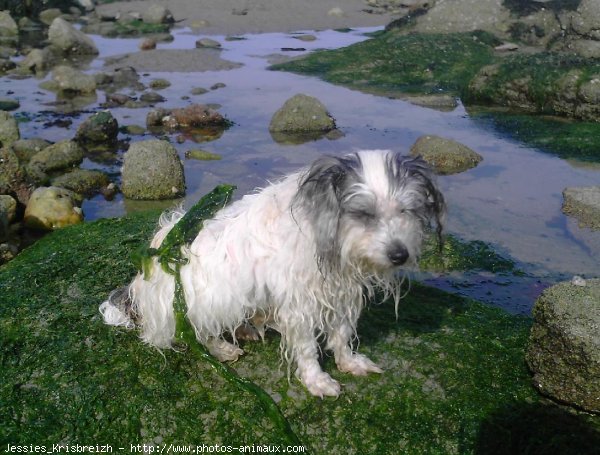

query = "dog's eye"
[347, 208, 376, 221]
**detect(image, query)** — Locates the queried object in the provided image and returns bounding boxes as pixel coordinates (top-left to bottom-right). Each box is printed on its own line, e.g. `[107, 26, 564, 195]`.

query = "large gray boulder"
[562, 186, 600, 231]
[121, 140, 185, 200]
[269, 94, 336, 133]
[24, 186, 84, 230]
[526, 279, 600, 413]
[48, 17, 99, 55]
[409, 135, 482, 175]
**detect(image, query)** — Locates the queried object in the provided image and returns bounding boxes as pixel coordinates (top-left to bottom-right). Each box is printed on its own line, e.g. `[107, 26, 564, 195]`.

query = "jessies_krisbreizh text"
[5, 444, 114, 453]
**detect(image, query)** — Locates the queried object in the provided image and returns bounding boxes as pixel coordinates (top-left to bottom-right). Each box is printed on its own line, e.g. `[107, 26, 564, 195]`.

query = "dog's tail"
[99, 285, 137, 329]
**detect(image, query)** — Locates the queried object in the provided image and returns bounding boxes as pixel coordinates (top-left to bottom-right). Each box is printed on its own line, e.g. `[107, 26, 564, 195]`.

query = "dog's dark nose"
[387, 244, 409, 266]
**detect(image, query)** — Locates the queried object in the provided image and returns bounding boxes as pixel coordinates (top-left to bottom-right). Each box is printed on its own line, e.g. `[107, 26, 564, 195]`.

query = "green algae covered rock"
[410, 135, 482, 175]
[527, 279, 600, 413]
[1, 211, 599, 451]
[271, 30, 498, 97]
[269, 94, 336, 133]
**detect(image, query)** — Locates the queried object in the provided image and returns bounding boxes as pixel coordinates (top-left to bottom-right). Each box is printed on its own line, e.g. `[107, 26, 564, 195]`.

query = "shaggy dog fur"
[100, 150, 445, 397]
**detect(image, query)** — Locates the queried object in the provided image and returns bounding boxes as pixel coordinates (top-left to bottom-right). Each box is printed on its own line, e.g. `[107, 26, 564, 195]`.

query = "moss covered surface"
[471, 110, 600, 162]
[464, 52, 600, 113]
[273, 30, 600, 162]
[1, 212, 599, 453]
[420, 233, 522, 276]
[271, 31, 498, 97]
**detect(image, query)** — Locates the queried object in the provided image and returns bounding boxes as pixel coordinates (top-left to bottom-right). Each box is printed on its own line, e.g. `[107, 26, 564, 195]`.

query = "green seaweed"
[1, 209, 599, 451]
[471, 110, 600, 162]
[112, 20, 171, 37]
[271, 30, 498, 97]
[134, 184, 302, 446]
[420, 233, 522, 275]
[132, 184, 236, 278]
[464, 52, 600, 114]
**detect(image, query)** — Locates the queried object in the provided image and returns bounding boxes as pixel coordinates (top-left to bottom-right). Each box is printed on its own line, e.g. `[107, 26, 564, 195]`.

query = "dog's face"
[294, 150, 445, 273]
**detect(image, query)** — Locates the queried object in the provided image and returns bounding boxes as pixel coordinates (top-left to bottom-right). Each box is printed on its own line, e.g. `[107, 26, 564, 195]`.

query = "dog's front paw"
[207, 339, 244, 362]
[300, 370, 341, 398]
[336, 353, 383, 376]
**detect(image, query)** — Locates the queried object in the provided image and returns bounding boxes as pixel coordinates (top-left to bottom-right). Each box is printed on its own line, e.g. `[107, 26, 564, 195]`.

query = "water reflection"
[4, 26, 600, 313]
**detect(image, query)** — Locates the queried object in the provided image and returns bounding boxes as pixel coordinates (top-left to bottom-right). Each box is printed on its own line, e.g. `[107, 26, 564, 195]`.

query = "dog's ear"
[293, 154, 360, 269]
[390, 153, 446, 248]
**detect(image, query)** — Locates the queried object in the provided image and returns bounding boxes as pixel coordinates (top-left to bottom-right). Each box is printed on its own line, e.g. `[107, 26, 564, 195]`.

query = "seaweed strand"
[134, 184, 304, 448]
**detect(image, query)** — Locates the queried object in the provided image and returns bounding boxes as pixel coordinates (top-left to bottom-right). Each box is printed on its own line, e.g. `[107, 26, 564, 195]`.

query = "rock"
[24, 186, 83, 230]
[0, 98, 19, 111]
[140, 91, 166, 103]
[48, 17, 99, 55]
[121, 140, 185, 200]
[19, 48, 53, 73]
[0, 111, 20, 148]
[570, 0, 600, 40]
[562, 186, 600, 231]
[77, 0, 95, 12]
[269, 94, 336, 133]
[142, 5, 174, 24]
[147, 105, 229, 130]
[0, 11, 18, 37]
[11, 138, 51, 162]
[122, 125, 145, 136]
[0, 148, 23, 194]
[402, 94, 458, 111]
[104, 93, 133, 107]
[184, 149, 222, 161]
[195, 38, 221, 49]
[407, 0, 512, 38]
[51, 65, 97, 94]
[51, 168, 110, 196]
[526, 279, 600, 413]
[191, 87, 208, 95]
[27, 140, 84, 181]
[494, 42, 519, 52]
[39, 9, 63, 26]
[140, 38, 157, 50]
[210, 82, 226, 90]
[328, 7, 345, 17]
[0, 58, 17, 73]
[409, 135, 482, 175]
[0, 58, 15, 73]
[0, 194, 16, 242]
[75, 111, 119, 145]
[293, 34, 317, 42]
[0, 194, 17, 222]
[567, 39, 600, 59]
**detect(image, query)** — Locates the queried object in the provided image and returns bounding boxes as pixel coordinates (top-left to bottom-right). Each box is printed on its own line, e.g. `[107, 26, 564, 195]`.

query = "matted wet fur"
[100, 150, 445, 397]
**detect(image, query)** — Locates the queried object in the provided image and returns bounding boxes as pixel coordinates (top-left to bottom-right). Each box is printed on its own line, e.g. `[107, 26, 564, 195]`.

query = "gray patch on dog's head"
[386, 153, 446, 246]
[293, 154, 363, 270]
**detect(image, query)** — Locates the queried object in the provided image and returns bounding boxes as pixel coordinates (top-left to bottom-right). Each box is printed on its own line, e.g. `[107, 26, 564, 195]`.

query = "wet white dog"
[100, 150, 445, 397]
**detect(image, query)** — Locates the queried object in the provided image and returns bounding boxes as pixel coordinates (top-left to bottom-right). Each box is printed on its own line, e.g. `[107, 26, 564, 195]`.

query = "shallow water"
[5, 27, 600, 314]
